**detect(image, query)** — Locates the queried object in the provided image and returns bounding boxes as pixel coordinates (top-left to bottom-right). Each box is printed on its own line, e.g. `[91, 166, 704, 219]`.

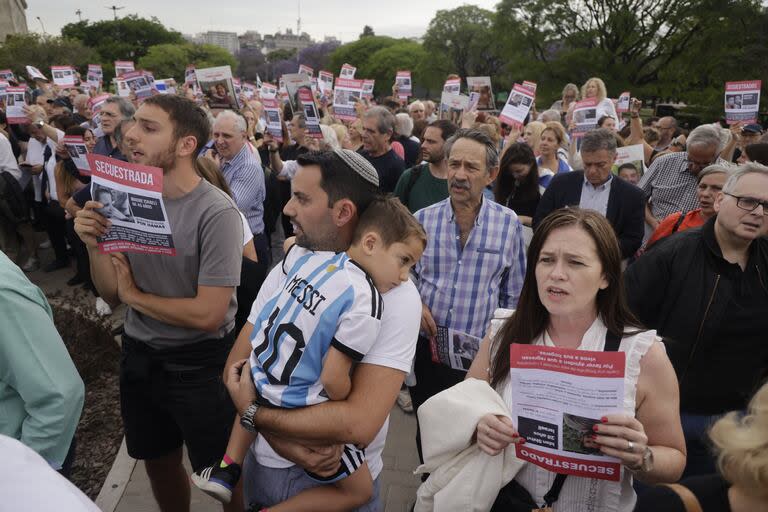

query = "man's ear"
[177, 135, 198, 158]
[487, 164, 500, 185]
[333, 198, 357, 228]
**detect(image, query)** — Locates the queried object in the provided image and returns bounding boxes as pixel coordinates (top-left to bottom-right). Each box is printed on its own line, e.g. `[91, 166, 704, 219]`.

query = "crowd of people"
[1, 66, 767, 512]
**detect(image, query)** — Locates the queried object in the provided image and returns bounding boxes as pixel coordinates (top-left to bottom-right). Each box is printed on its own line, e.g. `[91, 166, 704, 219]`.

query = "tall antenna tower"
[297, 0, 301, 36]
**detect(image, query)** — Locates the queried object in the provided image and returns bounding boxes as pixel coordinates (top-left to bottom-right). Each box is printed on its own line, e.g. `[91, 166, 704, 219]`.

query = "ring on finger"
[627, 441, 634, 452]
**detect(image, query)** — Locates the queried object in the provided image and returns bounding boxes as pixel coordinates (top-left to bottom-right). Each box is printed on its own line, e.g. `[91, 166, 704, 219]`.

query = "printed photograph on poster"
[522, 81, 537, 93]
[333, 78, 364, 121]
[429, 326, 482, 371]
[196, 66, 239, 110]
[88, 93, 110, 114]
[155, 79, 177, 95]
[51, 66, 76, 87]
[509, 343, 626, 482]
[725, 80, 761, 124]
[318, 71, 334, 101]
[468, 91, 481, 112]
[260, 82, 277, 99]
[439, 92, 469, 125]
[282, 73, 313, 115]
[362, 79, 375, 99]
[340, 63, 356, 79]
[63, 135, 91, 175]
[114, 61, 135, 77]
[616, 92, 631, 114]
[612, 144, 645, 177]
[26, 65, 48, 81]
[86, 64, 102, 90]
[0, 69, 15, 82]
[395, 70, 412, 98]
[298, 64, 314, 77]
[242, 82, 257, 99]
[572, 98, 599, 137]
[4, 87, 29, 124]
[498, 84, 535, 127]
[443, 78, 461, 95]
[120, 71, 156, 101]
[261, 97, 283, 143]
[184, 66, 196, 84]
[87, 154, 175, 256]
[298, 88, 323, 139]
[466, 76, 496, 110]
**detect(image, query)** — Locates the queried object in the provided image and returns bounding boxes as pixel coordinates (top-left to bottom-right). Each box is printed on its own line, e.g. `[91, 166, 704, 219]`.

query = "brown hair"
[195, 157, 232, 197]
[142, 95, 211, 155]
[351, 195, 427, 249]
[542, 121, 568, 147]
[489, 208, 644, 388]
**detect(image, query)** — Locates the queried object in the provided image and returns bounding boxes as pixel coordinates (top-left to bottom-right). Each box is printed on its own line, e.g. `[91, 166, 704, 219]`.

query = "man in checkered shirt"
[409, 129, 527, 463]
[638, 124, 726, 233]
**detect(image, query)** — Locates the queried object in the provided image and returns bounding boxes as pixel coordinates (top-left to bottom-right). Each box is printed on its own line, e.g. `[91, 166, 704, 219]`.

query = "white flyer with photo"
[509, 343, 626, 482]
[63, 135, 91, 175]
[467, 76, 495, 111]
[318, 70, 334, 98]
[298, 64, 314, 77]
[119, 71, 156, 101]
[522, 80, 537, 93]
[260, 82, 278, 99]
[26, 65, 47, 81]
[612, 144, 646, 177]
[499, 84, 535, 127]
[114, 60, 135, 78]
[282, 73, 313, 115]
[362, 79, 375, 99]
[439, 92, 469, 124]
[51, 66, 76, 87]
[333, 78, 364, 121]
[572, 98, 599, 138]
[87, 64, 103, 90]
[262, 97, 283, 143]
[298, 88, 323, 140]
[196, 65, 239, 110]
[0, 69, 15, 82]
[616, 92, 631, 114]
[88, 154, 175, 256]
[725, 80, 761, 124]
[4, 86, 28, 124]
[443, 78, 461, 95]
[395, 70, 412, 99]
[340, 63, 356, 79]
[429, 326, 482, 371]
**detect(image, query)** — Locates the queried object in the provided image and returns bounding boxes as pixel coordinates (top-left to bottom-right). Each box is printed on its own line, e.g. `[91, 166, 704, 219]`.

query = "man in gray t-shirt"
[75, 95, 244, 512]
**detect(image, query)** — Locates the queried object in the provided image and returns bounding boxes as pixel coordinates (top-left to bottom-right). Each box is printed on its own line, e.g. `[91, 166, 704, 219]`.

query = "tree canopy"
[138, 43, 237, 81]
[0, 33, 99, 80]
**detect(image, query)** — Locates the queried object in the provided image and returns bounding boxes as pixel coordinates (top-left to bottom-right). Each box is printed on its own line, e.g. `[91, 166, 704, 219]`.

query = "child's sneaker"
[191, 462, 241, 504]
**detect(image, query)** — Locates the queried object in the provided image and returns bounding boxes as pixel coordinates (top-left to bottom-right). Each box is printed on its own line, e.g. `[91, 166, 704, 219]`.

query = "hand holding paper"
[475, 413, 522, 456]
[74, 201, 112, 249]
[591, 414, 648, 471]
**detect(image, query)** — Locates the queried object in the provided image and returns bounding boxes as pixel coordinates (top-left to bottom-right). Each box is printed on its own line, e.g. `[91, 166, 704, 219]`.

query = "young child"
[192, 196, 427, 510]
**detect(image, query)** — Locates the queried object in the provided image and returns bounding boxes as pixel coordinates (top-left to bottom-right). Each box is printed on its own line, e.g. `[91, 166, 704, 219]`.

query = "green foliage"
[267, 48, 297, 63]
[360, 26, 375, 39]
[0, 33, 99, 81]
[137, 43, 237, 82]
[328, 36, 400, 76]
[61, 15, 183, 80]
[366, 41, 426, 97]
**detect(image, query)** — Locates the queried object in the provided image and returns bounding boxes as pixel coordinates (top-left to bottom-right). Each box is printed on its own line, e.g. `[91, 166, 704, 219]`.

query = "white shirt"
[26, 130, 63, 202]
[249, 261, 421, 479]
[579, 175, 613, 216]
[0, 435, 101, 512]
[0, 133, 21, 182]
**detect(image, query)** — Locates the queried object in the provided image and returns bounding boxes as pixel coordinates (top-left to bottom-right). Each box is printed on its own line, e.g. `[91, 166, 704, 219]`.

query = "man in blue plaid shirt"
[409, 129, 526, 463]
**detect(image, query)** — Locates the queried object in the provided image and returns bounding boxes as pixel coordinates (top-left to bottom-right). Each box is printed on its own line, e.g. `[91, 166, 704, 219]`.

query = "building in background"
[262, 28, 312, 54]
[198, 30, 240, 55]
[0, 0, 28, 42]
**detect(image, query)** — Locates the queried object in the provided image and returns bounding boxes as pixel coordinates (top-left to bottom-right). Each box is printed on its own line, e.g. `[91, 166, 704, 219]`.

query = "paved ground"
[8, 227, 422, 511]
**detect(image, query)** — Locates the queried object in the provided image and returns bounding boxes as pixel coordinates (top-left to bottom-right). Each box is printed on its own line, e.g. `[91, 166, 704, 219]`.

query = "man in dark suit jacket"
[533, 128, 645, 258]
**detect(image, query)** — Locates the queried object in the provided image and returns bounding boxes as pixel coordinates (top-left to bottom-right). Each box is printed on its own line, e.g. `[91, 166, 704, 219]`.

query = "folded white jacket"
[414, 378, 525, 512]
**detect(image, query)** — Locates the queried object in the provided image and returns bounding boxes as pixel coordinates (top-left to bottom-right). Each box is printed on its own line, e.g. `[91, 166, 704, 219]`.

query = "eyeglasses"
[724, 193, 768, 215]
[686, 158, 714, 170]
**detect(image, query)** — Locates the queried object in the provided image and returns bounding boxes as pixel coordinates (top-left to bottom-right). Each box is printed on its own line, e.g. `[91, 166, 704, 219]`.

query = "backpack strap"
[604, 330, 622, 352]
[403, 164, 423, 208]
[671, 211, 687, 234]
[660, 483, 703, 512]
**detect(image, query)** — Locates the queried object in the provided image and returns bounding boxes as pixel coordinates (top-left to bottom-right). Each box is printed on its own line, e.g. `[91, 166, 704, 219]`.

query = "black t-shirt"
[634, 474, 731, 512]
[359, 148, 406, 194]
[396, 135, 421, 168]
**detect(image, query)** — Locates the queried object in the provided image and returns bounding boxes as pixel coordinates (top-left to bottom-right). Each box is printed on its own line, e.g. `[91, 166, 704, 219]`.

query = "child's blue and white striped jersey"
[249, 245, 382, 408]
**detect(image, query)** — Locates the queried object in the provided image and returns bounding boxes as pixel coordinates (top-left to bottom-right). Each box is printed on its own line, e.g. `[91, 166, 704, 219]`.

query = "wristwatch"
[34, 119, 44, 128]
[239, 401, 261, 433]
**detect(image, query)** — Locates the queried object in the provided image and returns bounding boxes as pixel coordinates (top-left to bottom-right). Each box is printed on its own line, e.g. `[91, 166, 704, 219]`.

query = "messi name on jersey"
[284, 274, 328, 316]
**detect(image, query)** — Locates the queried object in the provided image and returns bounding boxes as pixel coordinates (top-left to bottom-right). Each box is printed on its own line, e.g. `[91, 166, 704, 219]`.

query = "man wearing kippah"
[225, 149, 422, 511]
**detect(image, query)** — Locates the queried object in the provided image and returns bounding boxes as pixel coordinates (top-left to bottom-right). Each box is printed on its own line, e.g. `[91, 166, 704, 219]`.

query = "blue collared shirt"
[220, 144, 265, 235]
[579, 174, 613, 216]
[413, 197, 527, 339]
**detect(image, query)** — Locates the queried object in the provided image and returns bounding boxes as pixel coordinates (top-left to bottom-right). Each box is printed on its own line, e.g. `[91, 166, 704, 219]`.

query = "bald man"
[655, 116, 678, 151]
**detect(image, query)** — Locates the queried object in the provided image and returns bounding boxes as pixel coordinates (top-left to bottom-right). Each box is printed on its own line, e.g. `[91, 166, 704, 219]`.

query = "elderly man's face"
[447, 137, 497, 205]
[410, 104, 425, 121]
[686, 143, 719, 176]
[714, 172, 768, 241]
[213, 115, 246, 160]
[582, 149, 616, 186]
[362, 116, 390, 155]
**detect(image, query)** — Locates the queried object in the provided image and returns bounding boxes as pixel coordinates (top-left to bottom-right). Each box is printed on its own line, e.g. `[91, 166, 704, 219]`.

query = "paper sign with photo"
[395, 70, 412, 99]
[429, 326, 482, 371]
[242, 82, 258, 99]
[467, 76, 496, 111]
[725, 80, 762, 124]
[362, 79, 375, 100]
[114, 61, 135, 78]
[340, 63, 357, 79]
[88, 93, 110, 114]
[612, 144, 646, 177]
[282, 73, 313, 115]
[443, 78, 461, 95]
[196, 65, 239, 110]
[522, 81, 537, 93]
[468, 91, 481, 112]
[4, 86, 29, 124]
[63, 135, 91, 175]
[509, 344, 626, 482]
[439, 92, 470, 124]
[333, 78, 364, 122]
[298, 88, 323, 140]
[86, 64, 103, 90]
[119, 71, 156, 101]
[26, 65, 47, 81]
[499, 84, 535, 128]
[155, 79, 177, 95]
[262, 97, 283, 143]
[184, 65, 196, 85]
[260, 82, 278, 99]
[572, 98, 600, 138]
[616, 92, 631, 114]
[0, 69, 16, 82]
[51, 66, 76, 87]
[88, 155, 175, 256]
[318, 70, 334, 98]
[298, 64, 314, 78]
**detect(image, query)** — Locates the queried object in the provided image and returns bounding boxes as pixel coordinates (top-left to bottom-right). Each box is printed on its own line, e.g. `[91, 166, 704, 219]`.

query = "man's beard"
[135, 143, 177, 174]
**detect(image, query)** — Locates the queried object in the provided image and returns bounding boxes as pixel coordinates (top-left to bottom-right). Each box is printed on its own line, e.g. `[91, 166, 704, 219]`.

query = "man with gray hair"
[209, 110, 267, 263]
[626, 162, 768, 478]
[360, 106, 405, 193]
[409, 128, 526, 462]
[408, 100, 426, 122]
[639, 123, 726, 233]
[533, 128, 645, 258]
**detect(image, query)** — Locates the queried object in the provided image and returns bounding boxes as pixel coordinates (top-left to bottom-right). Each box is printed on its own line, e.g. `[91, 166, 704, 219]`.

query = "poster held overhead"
[466, 76, 496, 111]
[0, 69, 15, 82]
[340, 63, 357, 79]
[498, 84, 536, 128]
[571, 98, 600, 138]
[282, 73, 313, 115]
[88, 155, 176, 256]
[395, 70, 412, 100]
[4, 86, 29, 124]
[51, 66, 76, 87]
[260, 82, 277, 99]
[616, 92, 631, 114]
[725, 80, 761, 124]
[362, 79, 375, 100]
[26, 65, 48, 82]
[114, 61, 135, 78]
[196, 65, 239, 110]
[298, 64, 314, 78]
[62, 135, 91, 175]
[318, 70, 334, 100]
[86, 64, 103, 91]
[298, 88, 323, 140]
[262, 98, 283, 143]
[333, 78, 364, 122]
[439, 92, 470, 124]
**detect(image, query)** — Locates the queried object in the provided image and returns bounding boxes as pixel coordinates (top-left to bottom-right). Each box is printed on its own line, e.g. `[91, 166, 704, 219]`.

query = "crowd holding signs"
[1, 42, 768, 512]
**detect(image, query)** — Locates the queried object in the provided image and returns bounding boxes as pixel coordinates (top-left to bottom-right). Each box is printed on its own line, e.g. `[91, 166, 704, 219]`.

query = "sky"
[26, 1, 500, 42]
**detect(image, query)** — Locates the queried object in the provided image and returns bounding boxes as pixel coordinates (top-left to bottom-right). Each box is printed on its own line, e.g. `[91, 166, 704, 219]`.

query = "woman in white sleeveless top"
[467, 208, 686, 511]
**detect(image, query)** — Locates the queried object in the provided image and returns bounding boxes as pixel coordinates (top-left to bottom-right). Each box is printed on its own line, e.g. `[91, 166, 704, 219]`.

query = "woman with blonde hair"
[635, 381, 768, 511]
[522, 120, 546, 155]
[537, 121, 572, 188]
[569, 77, 618, 124]
[342, 118, 363, 151]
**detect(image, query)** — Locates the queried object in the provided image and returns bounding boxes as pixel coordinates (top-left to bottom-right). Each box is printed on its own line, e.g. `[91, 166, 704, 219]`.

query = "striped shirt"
[413, 197, 526, 339]
[221, 144, 266, 234]
[638, 152, 726, 220]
